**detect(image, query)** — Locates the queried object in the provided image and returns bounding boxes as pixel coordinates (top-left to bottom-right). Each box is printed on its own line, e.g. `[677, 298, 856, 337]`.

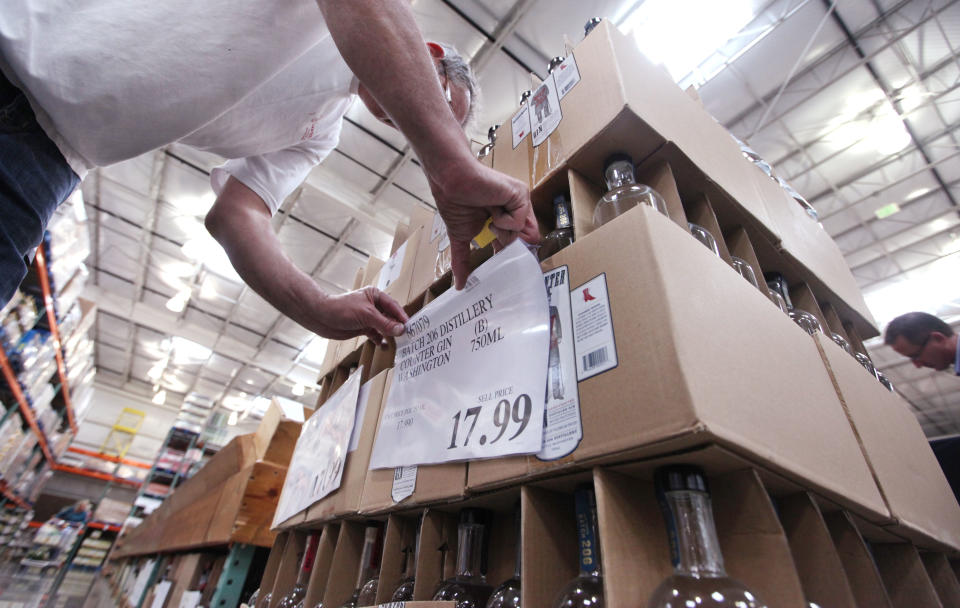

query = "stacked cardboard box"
[237, 17, 960, 608]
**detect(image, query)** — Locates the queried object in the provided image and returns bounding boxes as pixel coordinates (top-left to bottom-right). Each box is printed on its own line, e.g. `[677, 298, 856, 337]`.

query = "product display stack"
[125, 18, 960, 608]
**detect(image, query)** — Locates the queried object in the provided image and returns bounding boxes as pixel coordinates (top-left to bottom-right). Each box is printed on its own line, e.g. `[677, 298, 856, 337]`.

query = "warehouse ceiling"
[79, 0, 960, 443]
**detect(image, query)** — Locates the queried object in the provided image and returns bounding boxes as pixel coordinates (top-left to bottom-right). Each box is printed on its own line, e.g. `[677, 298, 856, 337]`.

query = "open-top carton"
[471, 192, 887, 528]
[814, 332, 960, 552]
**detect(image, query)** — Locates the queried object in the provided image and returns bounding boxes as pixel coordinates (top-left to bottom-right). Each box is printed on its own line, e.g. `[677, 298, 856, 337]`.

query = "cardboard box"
[814, 332, 960, 551]
[587, 465, 808, 608]
[872, 543, 943, 608]
[823, 510, 895, 608]
[494, 18, 876, 338]
[471, 200, 886, 527]
[302, 370, 391, 524]
[303, 523, 340, 608]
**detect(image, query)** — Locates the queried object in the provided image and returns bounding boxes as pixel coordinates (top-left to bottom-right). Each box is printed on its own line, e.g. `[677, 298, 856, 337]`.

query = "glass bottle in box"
[584, 18, 603, 37]
[730, 257, 759, 289]
[432, 508, 494, 607]
[277, 532, 321, 608]
[539, 195, 575, 261]
[688, 223, 720, 257]
[593, 154, 667, 228]
[486, 502, 522, 608]
[647, 465, 767, 608]
[552, 485, 604, 607]
[390, 516, 422, 601]
[339, 523, 383, 608]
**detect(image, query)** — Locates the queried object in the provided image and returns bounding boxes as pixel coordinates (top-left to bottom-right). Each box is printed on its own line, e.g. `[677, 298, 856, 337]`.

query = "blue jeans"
[0, 72, 80, 306]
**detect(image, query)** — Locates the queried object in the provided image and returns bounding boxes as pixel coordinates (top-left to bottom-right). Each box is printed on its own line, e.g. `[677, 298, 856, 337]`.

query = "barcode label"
[572, 273, 617, 381]
[582, 347, 608, 371]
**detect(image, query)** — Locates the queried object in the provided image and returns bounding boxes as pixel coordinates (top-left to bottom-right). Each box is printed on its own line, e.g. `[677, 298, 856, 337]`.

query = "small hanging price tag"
[369, 240, 550, 469]
[511, 105, 532, 149]
[376, 241, 408, 291]
[391, 465, 417, 503]
[530, 77, 562, 147]
[554, 54, 581, 99]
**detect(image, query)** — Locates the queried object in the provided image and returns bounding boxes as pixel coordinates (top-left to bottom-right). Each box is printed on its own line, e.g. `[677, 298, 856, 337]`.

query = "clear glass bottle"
[552, 485, 604, 607]
[593, 154, 668, 227]
[340, 524, 383, 608]
[877, 371, 894, 392]
[789, 309, 823, 336]
[730, 257, 760, 289]
[478, 125, 499, 161]
[648, 465, 767, 608]
[688, 223, 720, 257]
[277, 532, 321, 608]
[257, 592, 273, 608]
[486, 502, 522, 608]
[391, 518, 422, 602]
[763, 273, 793, 311]
[766, 289, 789, 315]
[520, 90, 532, 106]
[247, 588, 260, 608]
[584, 18, 603, 38]
[540, 195, 575, 261]
[548, 56, 566, 74]
[432, 508, 494, 608]
[854, 352, 878, 379]
[830, 332, 853, 354]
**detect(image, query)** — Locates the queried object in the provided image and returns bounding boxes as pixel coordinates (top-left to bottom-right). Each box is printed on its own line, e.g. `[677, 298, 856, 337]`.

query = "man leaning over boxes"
[0, 0, 538, 341]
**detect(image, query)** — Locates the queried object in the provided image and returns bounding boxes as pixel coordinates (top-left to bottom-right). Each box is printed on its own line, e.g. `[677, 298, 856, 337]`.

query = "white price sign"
[369, 240, 549, 468]
[273, 367, 364, 527]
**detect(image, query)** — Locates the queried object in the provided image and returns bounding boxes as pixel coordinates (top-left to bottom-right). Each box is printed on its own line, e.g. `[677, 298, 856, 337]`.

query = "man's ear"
[426, 42, 445, 59]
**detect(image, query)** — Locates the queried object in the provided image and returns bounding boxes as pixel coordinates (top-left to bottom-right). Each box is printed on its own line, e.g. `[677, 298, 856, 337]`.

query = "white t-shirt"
[0, 0, 358, 214]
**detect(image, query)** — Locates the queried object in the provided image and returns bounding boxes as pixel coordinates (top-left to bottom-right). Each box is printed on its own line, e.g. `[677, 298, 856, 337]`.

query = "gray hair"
[432, 42, 481, 130]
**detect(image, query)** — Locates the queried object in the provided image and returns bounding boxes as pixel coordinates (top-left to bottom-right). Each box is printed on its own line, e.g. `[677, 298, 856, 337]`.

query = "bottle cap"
[520, 90, 532, 105]
[584, 17, 603, 37]
[553, 194, 568, 206]
[548, 56, 565, 73]
[603, 152, 633, 170]
[655, 464, 709, 494]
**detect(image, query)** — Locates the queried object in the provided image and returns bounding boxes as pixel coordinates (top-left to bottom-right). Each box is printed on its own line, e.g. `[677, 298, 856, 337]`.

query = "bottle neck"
[554, 201, 572, 230]
[455, 523, 485, 580]
[575, 488, 602, 577]
[604, 163, 636, 191]
[663, 490, 726, 578]
[356, 527, 381, 588]
[512, 532, 522, 579]
[296, 533, 321, 585]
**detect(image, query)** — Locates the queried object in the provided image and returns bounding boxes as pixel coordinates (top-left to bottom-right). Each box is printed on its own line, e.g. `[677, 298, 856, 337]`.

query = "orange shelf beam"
[0, 480, 31, 510]
[0, 348, 54, 464]
[88, 521, 122, 532]
[67, 447, 152, 470]
[52, 463, 141, 488]
[34, 248, 78, 436]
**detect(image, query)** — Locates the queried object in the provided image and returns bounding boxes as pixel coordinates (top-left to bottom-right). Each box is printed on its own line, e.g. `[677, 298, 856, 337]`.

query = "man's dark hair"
[884, 311, 954, 346]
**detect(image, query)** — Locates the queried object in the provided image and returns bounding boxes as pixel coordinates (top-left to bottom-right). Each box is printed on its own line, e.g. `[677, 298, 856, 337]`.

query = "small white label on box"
[572, 274, 618, 381]
[511, 106, 531, 149]
[391, 465, 417, 503]
[376, 240, 408, 291]
[554, 54, 581, 99]
[530, 77, 562, 148]
[538, 266, 582, 461]
[369, 240, 549, 469]
[431, 213, 447, 242]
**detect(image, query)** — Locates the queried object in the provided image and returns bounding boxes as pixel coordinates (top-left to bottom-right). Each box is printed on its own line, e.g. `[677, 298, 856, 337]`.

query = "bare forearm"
[316, 0, 474, 176]
[206, 204, 326, 331]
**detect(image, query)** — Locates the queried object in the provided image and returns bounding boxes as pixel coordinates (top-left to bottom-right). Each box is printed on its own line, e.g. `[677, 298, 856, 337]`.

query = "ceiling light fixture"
[152, 389, 167, 405]
[292, 383, 306, 396]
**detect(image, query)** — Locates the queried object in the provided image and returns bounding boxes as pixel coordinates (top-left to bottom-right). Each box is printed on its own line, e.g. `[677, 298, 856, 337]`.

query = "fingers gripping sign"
[433, 161, 540, 289]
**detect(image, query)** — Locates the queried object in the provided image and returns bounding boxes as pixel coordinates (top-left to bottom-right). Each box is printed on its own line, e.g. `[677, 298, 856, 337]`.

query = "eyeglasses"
[909, 334, 933, 363]
[440, 63, 453, 104]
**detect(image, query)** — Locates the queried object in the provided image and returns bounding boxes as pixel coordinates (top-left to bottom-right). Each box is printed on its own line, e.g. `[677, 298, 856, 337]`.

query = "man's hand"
[428, 159, 539, 288]
[316, 0, 539, 288]
[205, 177, 408, 342]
